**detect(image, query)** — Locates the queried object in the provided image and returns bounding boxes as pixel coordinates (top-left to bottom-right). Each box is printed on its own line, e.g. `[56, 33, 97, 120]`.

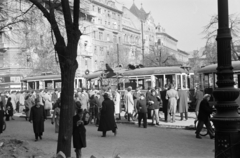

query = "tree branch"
[73, 0, 80, 30]
[61, 0, 73, 39]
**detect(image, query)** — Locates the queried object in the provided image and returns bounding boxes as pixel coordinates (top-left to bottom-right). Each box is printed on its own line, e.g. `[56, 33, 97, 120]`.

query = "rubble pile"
[0, 138, 46, 158]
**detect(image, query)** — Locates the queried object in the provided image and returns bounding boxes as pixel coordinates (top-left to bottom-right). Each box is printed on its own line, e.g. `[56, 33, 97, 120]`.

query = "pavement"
[2, 116, 214, 158]
[15, 111, 197, 130]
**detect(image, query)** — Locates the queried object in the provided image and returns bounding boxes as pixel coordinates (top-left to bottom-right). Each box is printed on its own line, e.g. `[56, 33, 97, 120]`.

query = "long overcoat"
[178, 90, 189, 113]
[125, 92, 134, 113]
[198, 99, 213, 122]
[161, 90, 168, 113]
[194, 90, 204, 112]
[98, 98, 117, 132]
[72, 114, 87, 149]
[29, 105, 46, 134]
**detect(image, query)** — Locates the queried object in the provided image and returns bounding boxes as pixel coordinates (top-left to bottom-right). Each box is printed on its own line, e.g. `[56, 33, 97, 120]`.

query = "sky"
[117, 0, 240, 52]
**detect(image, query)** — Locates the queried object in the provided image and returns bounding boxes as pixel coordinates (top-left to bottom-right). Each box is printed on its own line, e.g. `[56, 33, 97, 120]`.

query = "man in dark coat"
[161, 84, 170, 122]
[178, 88, 189, 121]
[195, 94, 214, 139]
[29, 98, 46, 141]
[73, 108, 87, 158]
[98, 93, 117, 137]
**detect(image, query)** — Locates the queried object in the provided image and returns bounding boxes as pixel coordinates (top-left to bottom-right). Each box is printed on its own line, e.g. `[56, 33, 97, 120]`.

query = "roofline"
[91, 0, 123, 14]
[178, 49, 189, 55]
[122, 26, 141, 34]
[156, 32, 178, 42]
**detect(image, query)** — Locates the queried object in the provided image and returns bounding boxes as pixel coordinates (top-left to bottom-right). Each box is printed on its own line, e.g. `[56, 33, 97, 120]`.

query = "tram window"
[204, 75, 209, 88]
[234, 74, 238, 88]
[183, 75, 186, 88]
[177, 75, 181, 89]
[190, 75, 194, 89]
[209, 74, 213, 88]
[55, 81, 61, 88]
[214, 74, 218, 88]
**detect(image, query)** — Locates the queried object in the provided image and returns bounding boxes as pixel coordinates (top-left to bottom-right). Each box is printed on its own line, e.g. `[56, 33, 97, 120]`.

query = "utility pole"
[117, 43, 119, 65]
[141, 20, 144, 65]
[212, 0, 240, 157]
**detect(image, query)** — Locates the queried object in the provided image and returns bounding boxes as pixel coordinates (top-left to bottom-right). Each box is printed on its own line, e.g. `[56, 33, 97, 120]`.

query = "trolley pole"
[117, 43, 119, 65]
[212, 0, 240, 157]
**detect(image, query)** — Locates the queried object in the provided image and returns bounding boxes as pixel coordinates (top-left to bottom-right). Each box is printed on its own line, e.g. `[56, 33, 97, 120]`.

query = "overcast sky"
[118, 0, 240, 52]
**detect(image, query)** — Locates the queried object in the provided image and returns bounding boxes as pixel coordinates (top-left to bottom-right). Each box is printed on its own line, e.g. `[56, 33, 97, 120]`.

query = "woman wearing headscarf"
[195, 94, 215, 139]
[29, 98, 46, 141]
[25, 94, 34, 121]
[98, 93, 117, 137]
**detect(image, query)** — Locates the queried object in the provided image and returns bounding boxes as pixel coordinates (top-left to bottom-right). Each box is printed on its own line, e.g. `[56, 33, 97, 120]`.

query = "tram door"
[155, 75, 164, 90]
[166, 75, 173, 85]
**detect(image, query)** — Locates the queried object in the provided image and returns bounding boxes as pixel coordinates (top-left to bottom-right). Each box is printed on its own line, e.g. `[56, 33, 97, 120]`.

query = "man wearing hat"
[195, 94, 215, 139]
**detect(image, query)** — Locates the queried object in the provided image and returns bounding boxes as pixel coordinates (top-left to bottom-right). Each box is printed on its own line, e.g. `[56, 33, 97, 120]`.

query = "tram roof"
[198, 61, 240, 74]
[84, 66, 187, 80]
[22, 74, 61, 81]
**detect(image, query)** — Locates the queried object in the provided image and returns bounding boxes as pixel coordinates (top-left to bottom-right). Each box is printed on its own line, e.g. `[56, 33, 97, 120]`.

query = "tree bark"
[56, 46, 78, 157]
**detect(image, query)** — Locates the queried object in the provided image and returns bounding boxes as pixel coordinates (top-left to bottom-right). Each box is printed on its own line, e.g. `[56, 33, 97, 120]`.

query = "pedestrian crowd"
[0, 84, 215, 157]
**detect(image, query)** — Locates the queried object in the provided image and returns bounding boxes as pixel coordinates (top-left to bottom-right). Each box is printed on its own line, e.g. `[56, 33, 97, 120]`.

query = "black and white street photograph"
[0, 0, 240, 157]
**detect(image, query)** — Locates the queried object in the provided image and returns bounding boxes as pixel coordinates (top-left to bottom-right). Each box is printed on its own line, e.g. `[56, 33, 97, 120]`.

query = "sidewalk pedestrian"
[0, 102, 4, 134]
[51, 102, 60, 133]
[114, 90, 121, 120]
[195, 94, 215, 139]
[5, 98, 14, 121]
[98, 93, 117, 137]
[161, 84, 170, 122]
[166, 84, 179, 123]
[178, 88, 189, 121]
[147, 89, 160, 125]
[24, 94, 34, 121]
[29, 98, 46, 141]
[73, 108, 87, 158]
[136, 94, 147, 128]
[125, 86, 134, 121]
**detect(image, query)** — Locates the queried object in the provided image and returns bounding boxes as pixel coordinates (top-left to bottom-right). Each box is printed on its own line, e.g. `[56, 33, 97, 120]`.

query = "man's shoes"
[196, 135, 202, 139]
[35, 139, 38, 142]
[114, 130, 117, 136]
[156, 123, 160, 126]
[39, 136, 42, 140]
[101, 135, 106, 137]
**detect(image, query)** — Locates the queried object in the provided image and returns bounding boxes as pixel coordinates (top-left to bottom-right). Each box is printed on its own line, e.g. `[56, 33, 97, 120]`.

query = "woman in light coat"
[125, 87, 134, 121]
[114, 90, 121, 120]
[43, 91, 52, 117]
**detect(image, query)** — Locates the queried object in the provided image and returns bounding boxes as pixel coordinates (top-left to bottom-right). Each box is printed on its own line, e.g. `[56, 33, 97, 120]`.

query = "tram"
[21, 73, 85, 90]
[84, 66, 195, 91]
[0, 74, 23, 92]
[197, 61, 240, 103]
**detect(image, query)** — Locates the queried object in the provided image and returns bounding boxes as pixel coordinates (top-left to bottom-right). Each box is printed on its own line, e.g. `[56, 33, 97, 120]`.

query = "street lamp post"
[212, 0, 240, 157]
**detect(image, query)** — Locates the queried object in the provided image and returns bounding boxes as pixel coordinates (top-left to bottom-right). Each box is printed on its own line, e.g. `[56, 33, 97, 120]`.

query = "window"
[113, 35, 117, 43]
[92, 5, 95, 11]
[0, 32, 3, 43]
[100, 47, 103, 55]
[108, 22, 110, 26]
[94, 46, 97, 55]
[0, 53, 3, 68]
[107, 34, 110, 41]
[108, 11, 111, 17]
[98, 18, 102, 24]
[105, 21, 107, 25]
[119, 37, 121, 43]
[99, 32, 103, 40]
[98, 7, 101, 13]
[93, 31, 96, 39]
[85, 59, 88, 66]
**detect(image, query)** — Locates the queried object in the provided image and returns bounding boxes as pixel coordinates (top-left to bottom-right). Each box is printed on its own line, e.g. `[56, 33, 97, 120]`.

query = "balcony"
[87, 11, 98, 17]
[96, 24, 105, 30]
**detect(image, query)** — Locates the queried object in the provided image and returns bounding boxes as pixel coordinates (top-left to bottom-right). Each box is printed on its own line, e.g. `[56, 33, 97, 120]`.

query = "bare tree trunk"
[56, 47, 78, 157]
